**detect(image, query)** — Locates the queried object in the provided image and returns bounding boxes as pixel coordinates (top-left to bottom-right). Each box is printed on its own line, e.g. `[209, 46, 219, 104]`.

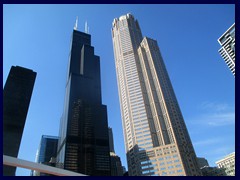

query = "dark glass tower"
[110, 152, 124, 176]
[108, 127, 124, 176]
[108, 127, 115, 153]
[3, 66, 36, 176]
[57, 28, 110, 176]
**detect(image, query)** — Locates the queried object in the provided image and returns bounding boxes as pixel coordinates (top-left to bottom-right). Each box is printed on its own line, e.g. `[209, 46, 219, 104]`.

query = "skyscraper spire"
[74, 16, 78, 30]
[85, 21, 88, 33]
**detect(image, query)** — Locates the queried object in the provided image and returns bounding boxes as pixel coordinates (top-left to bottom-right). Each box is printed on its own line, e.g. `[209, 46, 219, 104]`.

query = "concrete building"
[3, 66, 36, 176]
[216, 152, 235, 176]
[218, 23, 235, 76]
[57, 21, 110, 175]
[112, 13, 201, 176]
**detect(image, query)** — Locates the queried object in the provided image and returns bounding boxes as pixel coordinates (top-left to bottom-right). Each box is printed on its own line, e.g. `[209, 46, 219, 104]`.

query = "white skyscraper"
[216, 152, 235, 176]
[218, 23, 235, 76]
[112, 13, 201, 176]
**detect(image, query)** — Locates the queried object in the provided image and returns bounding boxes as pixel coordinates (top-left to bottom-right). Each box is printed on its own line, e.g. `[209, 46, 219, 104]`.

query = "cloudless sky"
[3, 4, 235, 176]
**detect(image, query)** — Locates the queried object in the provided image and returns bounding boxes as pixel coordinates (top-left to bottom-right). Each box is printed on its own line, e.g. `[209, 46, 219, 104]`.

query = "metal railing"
[3, 155, 87, 176]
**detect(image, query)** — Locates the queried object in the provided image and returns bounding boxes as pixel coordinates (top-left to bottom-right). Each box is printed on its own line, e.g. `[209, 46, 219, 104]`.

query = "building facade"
[112, 13, 201, 176]
[216, 152, 235, 176]
[218, 23, 235, 76]
[200, 166, 226, 176]
[110, 152, 124, 176]
[108, 127, 115, 153]
[33, 135, 59, 176]
[57, 27, 110, 176]
[108, 127, 124, 176]
[197, 157, 209, 169]
[3, 66, 36, 176]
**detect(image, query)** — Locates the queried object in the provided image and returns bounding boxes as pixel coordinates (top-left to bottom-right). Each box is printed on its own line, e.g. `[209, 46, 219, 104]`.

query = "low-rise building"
[216, 152, 235, 176]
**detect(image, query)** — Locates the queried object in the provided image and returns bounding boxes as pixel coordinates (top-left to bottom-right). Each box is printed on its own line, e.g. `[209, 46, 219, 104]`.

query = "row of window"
[141, 163, 157, 169]
[134, 121, 149, 128]
[136, 133, 151, 140]
[137, 138, 152, 145]
[129, 92, 142, 100]
[139, 146, 153, 151]
[142, 169, 183, 175]
[138, 141, 152, 147]
[133, 117, 148, 124]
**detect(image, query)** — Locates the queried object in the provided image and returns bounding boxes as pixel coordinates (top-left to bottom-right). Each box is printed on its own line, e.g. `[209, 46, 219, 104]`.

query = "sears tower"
[57, 21, 110, 176]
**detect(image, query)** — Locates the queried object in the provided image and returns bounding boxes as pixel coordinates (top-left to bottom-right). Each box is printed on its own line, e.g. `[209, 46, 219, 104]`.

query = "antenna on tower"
[74, 16, 78, 30]
[85, 21, 88, 33]
[85, 21, 90, 34]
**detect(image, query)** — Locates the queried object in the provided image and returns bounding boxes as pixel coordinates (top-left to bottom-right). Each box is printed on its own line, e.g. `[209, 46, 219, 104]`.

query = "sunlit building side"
[216, 152, 235, 176]
[112, 13, 201, 176]
[3, 66, 36, 176]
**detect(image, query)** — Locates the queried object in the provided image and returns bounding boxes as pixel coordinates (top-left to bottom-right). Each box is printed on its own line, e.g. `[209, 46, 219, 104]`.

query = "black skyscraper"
[108, 127, 124, 176]
[108, 127, 115, 153]
[3, 66, 36, 176]
[57, 28, 110, 176]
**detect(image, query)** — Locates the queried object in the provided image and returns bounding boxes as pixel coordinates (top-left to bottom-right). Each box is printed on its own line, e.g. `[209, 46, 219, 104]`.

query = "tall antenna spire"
[85, 21, 88, 33]
[74, 16, 78, 30]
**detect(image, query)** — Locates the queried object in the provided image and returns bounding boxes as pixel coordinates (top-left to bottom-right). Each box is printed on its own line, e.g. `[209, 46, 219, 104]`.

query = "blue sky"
[3, 4, 235, 176]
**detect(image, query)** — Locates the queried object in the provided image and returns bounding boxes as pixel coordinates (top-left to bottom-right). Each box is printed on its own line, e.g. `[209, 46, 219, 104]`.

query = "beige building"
[216, 152, 235, 176]
[112, 13, 201, 176]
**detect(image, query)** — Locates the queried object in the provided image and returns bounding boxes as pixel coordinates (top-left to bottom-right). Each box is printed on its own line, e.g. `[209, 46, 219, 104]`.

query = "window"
[150, 169, 158, 173]
[141, 161, 149, 165]
[141, 165, 149, 169]
[158, 157, 164, 161]
[175, 164, 181, 168]
[161, 172, 167, 176]
[160, 162, 165, 166]
[165, 156, 171, 159]
[142, 170, 150, 174]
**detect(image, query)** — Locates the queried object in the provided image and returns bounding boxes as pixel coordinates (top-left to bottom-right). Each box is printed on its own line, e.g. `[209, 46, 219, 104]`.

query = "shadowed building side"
[108, 127, 124, 176]
[57, 26, 110, 176]
[3, 66, 36, 176]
